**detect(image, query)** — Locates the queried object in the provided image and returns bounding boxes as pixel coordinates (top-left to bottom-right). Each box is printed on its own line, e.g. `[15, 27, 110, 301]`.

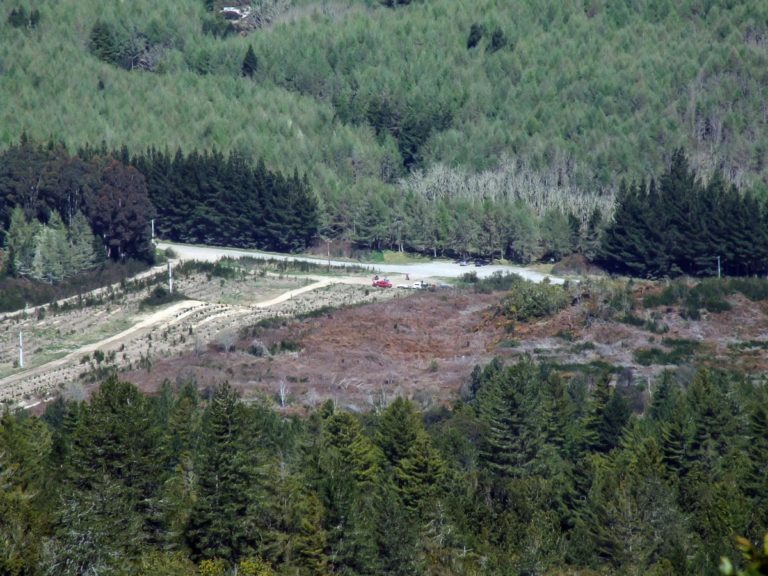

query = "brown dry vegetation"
[123, 281, 768, 413]
[124, 290, 502, 411]
[5, 265, 767, 414]
[0, 269, 401, 407]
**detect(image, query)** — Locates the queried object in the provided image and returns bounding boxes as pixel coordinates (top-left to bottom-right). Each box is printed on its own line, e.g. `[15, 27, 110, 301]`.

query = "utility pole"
[717, 256, 721, 278]
[168, 261, 173, 294]
[151, 218, 155, 241]
[18, 331, 23, 368]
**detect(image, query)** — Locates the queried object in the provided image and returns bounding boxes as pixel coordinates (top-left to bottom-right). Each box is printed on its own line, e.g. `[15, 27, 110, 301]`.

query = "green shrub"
[634, 338, 700, 365]
[461, 271, 479, 284]
[140, 285, 184, 308]
[473, 271, 524, 293]
[269, 339, 301, 354]
[495, 279, 569, 323]
[643, 281, 689, 308]
[572, 341, 596, 353]
[728, 277, 768, 301]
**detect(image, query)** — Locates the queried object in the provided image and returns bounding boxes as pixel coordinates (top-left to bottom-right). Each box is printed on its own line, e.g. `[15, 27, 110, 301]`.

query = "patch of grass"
[497, 339, 520, 348]
[634, 338, 700, 366]
[364, 250, 425, 265]
[571, 341, 597, 353]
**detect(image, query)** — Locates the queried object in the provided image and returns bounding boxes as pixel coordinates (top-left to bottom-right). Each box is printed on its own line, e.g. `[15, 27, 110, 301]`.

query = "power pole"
[717, 256, 721, 278]
[151, 218, 155, 240]
[168, 261, 173, 294]
[19, 331, 24, 368]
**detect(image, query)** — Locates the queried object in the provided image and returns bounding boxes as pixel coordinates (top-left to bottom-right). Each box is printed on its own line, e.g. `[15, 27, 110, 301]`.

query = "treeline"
[0, 137, 156, 268]
[0, 138, 320, 285]
[1, 360, 766, 574]
[600, 150, 768, 278]
[4, 0, 768, 236]
[128, 148, 319, 253]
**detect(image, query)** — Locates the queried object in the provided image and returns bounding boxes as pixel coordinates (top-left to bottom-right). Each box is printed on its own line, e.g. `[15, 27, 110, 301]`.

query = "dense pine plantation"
[2, 0, 768, 259]
[599, 150, 768, 278]
[119, 147, 318, 252]
[0, 361, 766, 575]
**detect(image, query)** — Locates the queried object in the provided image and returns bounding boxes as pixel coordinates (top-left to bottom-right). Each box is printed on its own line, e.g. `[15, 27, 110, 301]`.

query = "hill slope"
[2, 0, 767, 252]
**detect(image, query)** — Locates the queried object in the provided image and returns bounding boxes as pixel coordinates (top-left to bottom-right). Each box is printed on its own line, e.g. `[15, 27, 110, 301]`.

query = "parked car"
[372, 278, 392, 288]
[459, 260, 468, 266]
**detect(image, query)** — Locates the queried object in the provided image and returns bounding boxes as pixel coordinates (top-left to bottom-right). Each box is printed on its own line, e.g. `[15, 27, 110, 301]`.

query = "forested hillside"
[1, 362, 766, 575]
[1, 0, 767, 259]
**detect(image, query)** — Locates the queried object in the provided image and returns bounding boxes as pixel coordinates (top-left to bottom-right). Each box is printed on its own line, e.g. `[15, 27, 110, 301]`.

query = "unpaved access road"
[0, 272, 378, 407]
[157, 242, 565, 284]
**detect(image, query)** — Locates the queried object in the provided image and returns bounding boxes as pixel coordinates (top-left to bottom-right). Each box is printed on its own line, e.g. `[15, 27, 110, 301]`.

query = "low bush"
[140, 286, 185, 309]
[643, 277, 768, 317]
[473, 271, 521, 293]
[494, 279, 570, 324]
[269, 339, 301, 354]
[727, 277, 768, 301]
[634, 338, 700, 365]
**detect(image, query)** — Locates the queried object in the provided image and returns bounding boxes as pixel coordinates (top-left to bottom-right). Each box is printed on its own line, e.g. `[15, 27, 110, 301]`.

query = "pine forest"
[1, 1, 768, 575]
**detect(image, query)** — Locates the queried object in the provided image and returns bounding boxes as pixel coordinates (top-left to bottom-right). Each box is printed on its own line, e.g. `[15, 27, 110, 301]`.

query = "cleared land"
[0, 262, 403, 407]
[4, 246, 766, 412]
[123, 282, 768, 413]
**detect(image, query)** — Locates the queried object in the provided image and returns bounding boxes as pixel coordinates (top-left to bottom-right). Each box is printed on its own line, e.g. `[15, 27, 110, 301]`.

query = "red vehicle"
[372, 278, 392, 288]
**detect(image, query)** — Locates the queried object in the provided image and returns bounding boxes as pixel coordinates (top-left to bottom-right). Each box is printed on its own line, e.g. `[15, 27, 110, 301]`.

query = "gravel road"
[157, 242, 564, 284]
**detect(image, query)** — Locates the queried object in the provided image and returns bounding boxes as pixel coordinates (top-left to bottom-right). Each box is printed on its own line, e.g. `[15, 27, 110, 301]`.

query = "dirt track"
[0, 267, 398, 408]
[1, 242, 561, 408]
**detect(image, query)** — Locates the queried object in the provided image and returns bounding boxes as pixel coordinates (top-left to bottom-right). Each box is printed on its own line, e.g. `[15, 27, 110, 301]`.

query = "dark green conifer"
[242, 45, 258, 78]
[467, 23, 485, 49]
[89, 20, 119, 64]
[186, 383, 258, 563]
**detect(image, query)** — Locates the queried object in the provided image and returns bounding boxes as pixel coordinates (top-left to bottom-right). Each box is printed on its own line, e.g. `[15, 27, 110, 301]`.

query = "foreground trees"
[1, 358, 765, 574]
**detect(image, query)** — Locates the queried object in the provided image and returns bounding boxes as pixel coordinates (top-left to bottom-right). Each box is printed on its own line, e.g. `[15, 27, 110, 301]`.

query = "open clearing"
[3, 245, 767, 411]
[0, 260, 403, 407]
[124, 282, 768, 413]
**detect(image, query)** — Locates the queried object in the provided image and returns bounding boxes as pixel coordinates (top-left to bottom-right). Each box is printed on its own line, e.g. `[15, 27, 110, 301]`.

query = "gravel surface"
[158, 242, 564, 284]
